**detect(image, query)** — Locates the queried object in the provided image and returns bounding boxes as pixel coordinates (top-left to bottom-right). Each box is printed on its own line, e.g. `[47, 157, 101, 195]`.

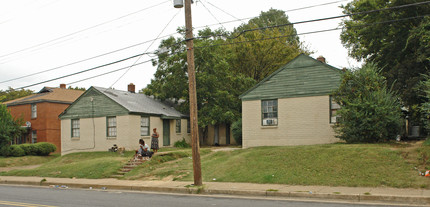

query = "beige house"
[239, 54, 342, 148]
[59, 85, 190, 155]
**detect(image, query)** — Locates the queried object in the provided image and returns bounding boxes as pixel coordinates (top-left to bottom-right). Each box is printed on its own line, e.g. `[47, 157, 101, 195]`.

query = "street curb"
[1, 179, 429, 205]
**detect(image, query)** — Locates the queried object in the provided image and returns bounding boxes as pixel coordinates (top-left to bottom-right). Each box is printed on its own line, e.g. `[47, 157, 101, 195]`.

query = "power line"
[0, 32, 180, 84]
[194, 14, 430, 49]
[194, 0, 349, 30]
[15, 52, 149, 90]
[108, 7, 183, 89]
[67, 59, 152, 85]
[199, 0, 226, 30]
[13, 11, 428, 90]
[0, 0, 351, 84]
[205, 0, 245, 24]
[10, 1, 429, 89]
[0, 0, 170, 60]
[191, 0, 430, 41]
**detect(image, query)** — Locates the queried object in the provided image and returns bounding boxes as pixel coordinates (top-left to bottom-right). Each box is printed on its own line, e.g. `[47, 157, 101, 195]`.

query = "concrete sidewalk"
[0, 176, 429, 206]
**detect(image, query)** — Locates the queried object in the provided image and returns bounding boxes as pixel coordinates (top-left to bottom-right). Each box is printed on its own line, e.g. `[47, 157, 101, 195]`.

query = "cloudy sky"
[0, 0, 360, 92]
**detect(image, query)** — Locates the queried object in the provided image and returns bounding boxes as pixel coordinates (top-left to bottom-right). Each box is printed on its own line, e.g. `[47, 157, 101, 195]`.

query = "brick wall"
[242, 95, 339, 148]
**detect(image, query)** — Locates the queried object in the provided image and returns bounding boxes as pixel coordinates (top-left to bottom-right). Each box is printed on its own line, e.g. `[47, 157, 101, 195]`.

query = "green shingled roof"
[240, 54, 342, 101]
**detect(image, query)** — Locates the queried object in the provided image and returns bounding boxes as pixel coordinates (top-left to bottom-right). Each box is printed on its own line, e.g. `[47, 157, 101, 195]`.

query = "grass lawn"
[0, 154, 59, 167]
[2, 142, 430, 188]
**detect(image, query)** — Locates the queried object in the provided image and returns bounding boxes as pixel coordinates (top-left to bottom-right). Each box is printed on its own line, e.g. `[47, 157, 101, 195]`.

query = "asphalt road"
[0, 185, 405, 207]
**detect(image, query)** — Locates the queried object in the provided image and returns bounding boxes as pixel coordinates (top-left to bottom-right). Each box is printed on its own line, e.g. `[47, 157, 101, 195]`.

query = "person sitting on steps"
[135, 139, 152, 160]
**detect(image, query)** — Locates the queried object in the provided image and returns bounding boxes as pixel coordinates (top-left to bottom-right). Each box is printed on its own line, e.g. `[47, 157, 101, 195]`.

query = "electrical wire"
[15, 52, 150, 90]
[194, 0, 349, 30]
[67, 59, 152, 85]
[0, 0, 170, 60]
[194, 14, 430, 49]
[204, 0, 245, 24]
[108, 8, 182, 89]
[194, 0, 430, 40]
[10, 1, 430, 89]
[0, 0, 351, 84]
[199, 0, 226, 30]
[0, 32, 180, 84]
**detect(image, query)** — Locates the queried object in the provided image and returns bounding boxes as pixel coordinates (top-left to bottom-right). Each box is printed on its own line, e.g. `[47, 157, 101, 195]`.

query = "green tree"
[143, 28, 256, 130]
[332, 64, 403, 143]
[0, 104, 24, 148]
[67, 86, 86, 91]
[0, 87, 33, 103]
[229, 9, 307, 82]
[340, 0, 430, 109]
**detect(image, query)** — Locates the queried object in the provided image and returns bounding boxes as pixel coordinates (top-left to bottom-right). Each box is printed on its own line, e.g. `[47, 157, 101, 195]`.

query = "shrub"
[174, 138, 190, 148]
[232, 118, 242, 145]
[9, 145, 25, 157]
[34, 142, 56, 156]
[332, 64, 402, 143]
[0, 145, 11, 157]
[20, 144, 38, 156]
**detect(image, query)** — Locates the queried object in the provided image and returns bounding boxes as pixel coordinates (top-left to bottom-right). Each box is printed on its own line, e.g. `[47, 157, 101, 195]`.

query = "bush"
[232, 118, 242, 145]
[0, 145, 11, 157]
[20, 144, 38, 156]
[9, 145, 25, 157]
[34, 142, 56, 156]
[332, 64, 402, 143]
[174, 138, 190, 148]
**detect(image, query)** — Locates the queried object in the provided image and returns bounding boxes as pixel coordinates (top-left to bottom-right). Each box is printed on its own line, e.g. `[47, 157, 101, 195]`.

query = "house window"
[187, 119, 190, 133]
[31, 131, 37, 143]
[330, 96, 341, 123]
[31, 104, 37, 119]
[141, 116, 149, 136]
[262, 99, 278, 126]
[107, 117, 117, 137]
[176, 119, 181, 133]
[71, 119, 80, 137]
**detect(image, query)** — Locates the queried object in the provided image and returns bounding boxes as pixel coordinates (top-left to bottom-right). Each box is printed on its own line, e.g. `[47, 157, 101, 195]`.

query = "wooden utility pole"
[184, 0, 202, 186]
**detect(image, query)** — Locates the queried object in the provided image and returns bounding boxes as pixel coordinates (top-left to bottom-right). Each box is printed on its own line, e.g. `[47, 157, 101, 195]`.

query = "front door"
[163, 120, 170, 146]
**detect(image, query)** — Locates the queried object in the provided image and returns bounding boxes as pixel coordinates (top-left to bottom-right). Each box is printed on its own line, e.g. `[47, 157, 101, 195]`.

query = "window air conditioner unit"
[263, 118, 277, 126]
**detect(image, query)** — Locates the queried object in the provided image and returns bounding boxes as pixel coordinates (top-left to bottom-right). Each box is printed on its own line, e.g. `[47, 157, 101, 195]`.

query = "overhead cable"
[0, 0, 170, 60]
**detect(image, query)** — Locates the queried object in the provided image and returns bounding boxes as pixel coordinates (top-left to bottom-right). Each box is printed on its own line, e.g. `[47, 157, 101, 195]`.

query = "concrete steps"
[110, 158, 149, 178]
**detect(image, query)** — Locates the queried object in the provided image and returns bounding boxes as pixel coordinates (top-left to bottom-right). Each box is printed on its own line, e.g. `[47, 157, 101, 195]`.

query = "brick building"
[4, 84, 83, 152]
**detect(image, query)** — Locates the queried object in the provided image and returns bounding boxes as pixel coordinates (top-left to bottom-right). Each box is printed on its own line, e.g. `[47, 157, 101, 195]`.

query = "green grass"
[124, 143, 430, 189]
[0, 155, 59, 167]
[1, 151, 130, 178]
[2, 143, 430, 188]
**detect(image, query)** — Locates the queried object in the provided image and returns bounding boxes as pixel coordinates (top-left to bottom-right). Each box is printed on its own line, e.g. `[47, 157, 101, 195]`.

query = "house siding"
[61, 115, 190, 155]
[242, 95, 339, 148]
[8, 102, 70, 152]
[60, 88, 128, 120]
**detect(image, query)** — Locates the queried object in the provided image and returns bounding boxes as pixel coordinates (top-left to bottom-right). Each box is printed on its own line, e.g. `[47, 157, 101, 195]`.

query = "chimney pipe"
[317, 56, 326, 63]
[128, 83, 135, 93]
[60, 84, 66, 89]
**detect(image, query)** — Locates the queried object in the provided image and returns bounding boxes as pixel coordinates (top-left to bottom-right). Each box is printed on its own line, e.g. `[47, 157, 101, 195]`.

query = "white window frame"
[140, 116, 150, 136]
[71, 119, 80, 138]
[176, 119, 181, 133]
[31, 104, 37, 119]
[330, 96, 341, 123]
[31, 130, 37, 143]
[262, 99, 278, 126]
[107, 117, 117, 137]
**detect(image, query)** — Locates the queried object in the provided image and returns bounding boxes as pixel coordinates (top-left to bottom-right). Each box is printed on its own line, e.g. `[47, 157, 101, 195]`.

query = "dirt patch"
[0, 164, 42, 172]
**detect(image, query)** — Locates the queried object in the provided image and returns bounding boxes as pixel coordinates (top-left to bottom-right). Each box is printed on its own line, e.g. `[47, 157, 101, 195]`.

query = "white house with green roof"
[239, 54, 342, 148]
[59, 85, 191, 155]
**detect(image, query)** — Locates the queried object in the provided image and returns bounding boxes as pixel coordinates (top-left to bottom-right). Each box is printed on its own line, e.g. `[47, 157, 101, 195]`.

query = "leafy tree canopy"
[0, 104, 24, 148]
[332, 64, 403, 143]
[341, 0, 430, 108]
[143, 9, 307, 128]
[0, 87, 33, 103]
[67, 86, 86, 91]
